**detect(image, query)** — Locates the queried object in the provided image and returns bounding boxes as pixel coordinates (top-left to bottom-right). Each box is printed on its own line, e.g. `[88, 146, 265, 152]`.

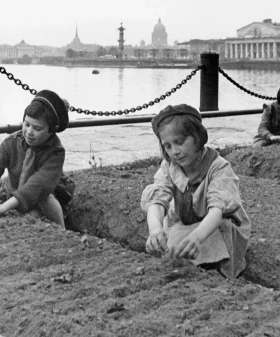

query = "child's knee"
[37, 193, 64, 226]
[38, 194, 58, 209]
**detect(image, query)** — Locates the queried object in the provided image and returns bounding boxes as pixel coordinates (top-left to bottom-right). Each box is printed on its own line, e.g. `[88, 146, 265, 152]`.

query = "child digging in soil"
[0, 89, 74, 228]
[141, 104, 251, 278]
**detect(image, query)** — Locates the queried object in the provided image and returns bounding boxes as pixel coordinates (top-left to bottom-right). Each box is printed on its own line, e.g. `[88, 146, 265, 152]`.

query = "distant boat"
[92, 69, 100, 74]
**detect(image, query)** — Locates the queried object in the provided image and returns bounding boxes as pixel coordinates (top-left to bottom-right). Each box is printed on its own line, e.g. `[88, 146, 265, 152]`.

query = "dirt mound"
[1, 148, 280, 336]
[224, 144, 280, 180]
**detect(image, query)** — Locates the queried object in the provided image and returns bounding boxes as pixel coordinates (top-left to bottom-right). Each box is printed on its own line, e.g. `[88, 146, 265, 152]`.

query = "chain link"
[219, 67, 277, 101]
[0, 66, 37, 95]
[1, 65, 278, 116]
[70, 65, 203, 116]
[0, 65, 203, 116]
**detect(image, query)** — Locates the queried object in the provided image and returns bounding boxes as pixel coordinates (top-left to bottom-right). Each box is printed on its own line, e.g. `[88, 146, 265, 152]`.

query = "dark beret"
[151, 104, 202, 136]
[29, 89, 69, 132]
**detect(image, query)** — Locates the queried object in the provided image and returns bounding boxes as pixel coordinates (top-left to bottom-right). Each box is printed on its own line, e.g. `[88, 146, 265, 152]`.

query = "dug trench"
[1, 144, 280, 337]
[66, 145, 280, 291]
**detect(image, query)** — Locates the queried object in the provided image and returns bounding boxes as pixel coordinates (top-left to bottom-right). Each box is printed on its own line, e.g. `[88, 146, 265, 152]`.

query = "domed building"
[151, 18, 168, 48]
[140, 39, 145, 47]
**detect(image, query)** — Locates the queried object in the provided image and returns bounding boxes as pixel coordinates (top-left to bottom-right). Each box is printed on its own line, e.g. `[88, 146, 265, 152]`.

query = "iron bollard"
[200, 51, 219, 112]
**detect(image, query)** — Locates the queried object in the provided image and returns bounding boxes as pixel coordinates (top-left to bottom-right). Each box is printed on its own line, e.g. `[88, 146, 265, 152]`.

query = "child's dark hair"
[24, 101, 58, 133]
[158, 114, 208, 162]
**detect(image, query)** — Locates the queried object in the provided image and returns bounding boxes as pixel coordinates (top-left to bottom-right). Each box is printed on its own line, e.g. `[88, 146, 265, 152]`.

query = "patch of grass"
[216, 144, 250, 157]
[115, 155, 162, 170]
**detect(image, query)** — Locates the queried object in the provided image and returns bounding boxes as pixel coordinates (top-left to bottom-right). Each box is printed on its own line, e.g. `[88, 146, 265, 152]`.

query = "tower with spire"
[68, 24, 83, 51]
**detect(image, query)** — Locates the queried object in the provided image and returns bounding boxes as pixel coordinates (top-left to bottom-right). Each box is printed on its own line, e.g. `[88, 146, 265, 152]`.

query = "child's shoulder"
[208, 152, 238, 180]
[216, 151, 231, 163]
[214, 152, 228, 163]
[53, 134, 64, 148]
[44, 134, 65, 152]
[210, 151, 233, 171]
[3, 130, 23, 143]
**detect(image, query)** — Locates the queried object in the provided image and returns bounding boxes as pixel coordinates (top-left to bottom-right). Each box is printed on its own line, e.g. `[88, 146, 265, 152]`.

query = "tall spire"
[76, 23, 78, 38]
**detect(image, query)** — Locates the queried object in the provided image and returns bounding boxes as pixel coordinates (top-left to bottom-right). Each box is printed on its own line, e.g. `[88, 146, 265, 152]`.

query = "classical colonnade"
[225, 40, 280, 59]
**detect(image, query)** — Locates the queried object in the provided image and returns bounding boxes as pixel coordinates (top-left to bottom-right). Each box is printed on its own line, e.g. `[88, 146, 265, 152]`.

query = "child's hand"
[146, 230, 168, 255]
[0, 197, 19, 215]
[167, 231, 200, 260]
[269, 135, 280, 143]
[0, 204, 6, 215]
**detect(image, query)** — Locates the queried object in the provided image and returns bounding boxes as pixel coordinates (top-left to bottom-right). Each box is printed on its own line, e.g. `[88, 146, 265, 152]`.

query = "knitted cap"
[152, 104, 202, 137]
[28, 90, 69, 132]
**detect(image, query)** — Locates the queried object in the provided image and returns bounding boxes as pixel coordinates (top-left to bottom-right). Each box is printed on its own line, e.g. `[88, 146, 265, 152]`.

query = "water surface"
[0, 64, 278, 169]
[0, 64, 278, 124]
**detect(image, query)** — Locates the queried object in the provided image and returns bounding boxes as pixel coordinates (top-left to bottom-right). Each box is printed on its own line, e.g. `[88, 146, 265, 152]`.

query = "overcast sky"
[0, 0, 279, 47]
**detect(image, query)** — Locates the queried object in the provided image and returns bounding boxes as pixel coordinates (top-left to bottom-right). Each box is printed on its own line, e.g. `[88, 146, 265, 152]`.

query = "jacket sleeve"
[206, 160, 241, 218]
[12, 148, 65, 212]
[257, 104, 273, 139]
[140, 160, 175, 214]
[0, 138, 9, 179]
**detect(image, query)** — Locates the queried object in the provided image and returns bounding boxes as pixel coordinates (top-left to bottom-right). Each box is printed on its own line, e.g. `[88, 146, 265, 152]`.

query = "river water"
[0, 64, 279, 170]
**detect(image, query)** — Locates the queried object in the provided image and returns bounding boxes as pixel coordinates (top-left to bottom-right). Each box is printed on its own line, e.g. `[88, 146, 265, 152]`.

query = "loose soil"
[1, 145, 280, 337]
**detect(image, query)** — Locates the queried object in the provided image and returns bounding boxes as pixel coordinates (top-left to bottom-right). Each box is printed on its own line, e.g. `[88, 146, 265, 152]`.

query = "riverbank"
[0, 113, 259, 172]
[1, 58, 195, 69]
[63, 59, 280, 70]
[3, 57, 280, 70]
[220, 59, 280, 70]
[58, 113, 259, 171]
[63, 59, 195, 69]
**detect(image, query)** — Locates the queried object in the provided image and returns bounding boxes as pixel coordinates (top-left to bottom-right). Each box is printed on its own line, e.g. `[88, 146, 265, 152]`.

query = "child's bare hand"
[0, 204, 6, 215]
[167, 233, 200, 260]
[146, 230, 168, 255]
[269, 135, 280, 143]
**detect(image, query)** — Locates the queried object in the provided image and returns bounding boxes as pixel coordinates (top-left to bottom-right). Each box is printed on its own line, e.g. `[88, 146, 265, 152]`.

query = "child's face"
[159, 123, 202, 173]
[22, 115, 51, 147]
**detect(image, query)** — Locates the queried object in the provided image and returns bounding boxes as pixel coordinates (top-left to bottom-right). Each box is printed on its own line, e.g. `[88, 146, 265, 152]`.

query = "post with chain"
[200, 50, 219, 112]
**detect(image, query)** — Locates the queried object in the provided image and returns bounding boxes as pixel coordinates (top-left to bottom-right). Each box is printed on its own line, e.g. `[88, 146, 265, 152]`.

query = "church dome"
[153, 19, 167, 34]
[151, 18, 168, 47]
[140, 39, 145, 47]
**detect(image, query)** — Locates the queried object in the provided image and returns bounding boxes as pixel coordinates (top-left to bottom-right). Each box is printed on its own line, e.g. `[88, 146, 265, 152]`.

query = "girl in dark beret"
[141, 104, 251, 278]
[0, 90, 74, 228]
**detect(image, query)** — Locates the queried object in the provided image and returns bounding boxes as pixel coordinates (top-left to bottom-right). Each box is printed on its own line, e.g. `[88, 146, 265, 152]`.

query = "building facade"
[0, 25, 100, 62]
[125, 18, 182, 60]
[64, 25, 99, 53]
[225, 19, 280, 60]
[0, 39, 64, 62]
[177, 39, 226, 61]
[0, 40, 53, 61]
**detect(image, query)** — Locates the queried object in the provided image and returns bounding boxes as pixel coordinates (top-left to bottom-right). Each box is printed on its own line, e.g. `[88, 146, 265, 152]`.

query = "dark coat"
[0, 130, 65, 212]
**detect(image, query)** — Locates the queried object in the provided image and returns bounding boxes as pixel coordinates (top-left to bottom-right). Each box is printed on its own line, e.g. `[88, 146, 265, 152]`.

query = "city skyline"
[0, 0, 279, 47]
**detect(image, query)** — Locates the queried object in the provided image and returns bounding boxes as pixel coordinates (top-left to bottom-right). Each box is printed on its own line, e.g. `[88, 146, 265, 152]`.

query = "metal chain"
[1, 65, 277, 115]
[70, 65, 203, 116]
[0, 65, 203, 116]
[219, 67, 277, 101]
[0, 66, 37, 95]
